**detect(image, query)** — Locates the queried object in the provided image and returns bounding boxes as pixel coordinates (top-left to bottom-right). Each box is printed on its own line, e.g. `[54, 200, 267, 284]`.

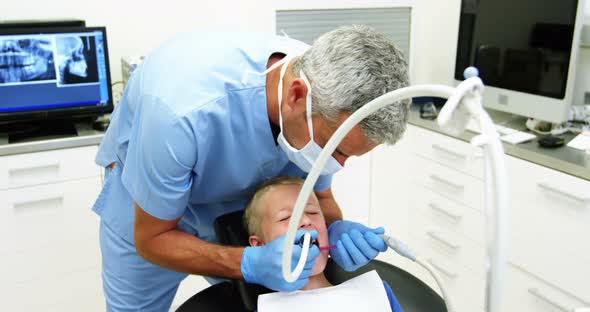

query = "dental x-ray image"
[0, 37, 56, 84]
[56, 36, 98, 84]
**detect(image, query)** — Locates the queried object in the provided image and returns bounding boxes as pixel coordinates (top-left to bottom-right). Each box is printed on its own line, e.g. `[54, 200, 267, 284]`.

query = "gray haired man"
[93, 24, 409, 311]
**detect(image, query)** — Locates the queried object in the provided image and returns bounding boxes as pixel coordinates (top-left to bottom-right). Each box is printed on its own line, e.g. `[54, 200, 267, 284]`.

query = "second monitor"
[454, 0, 586, 123]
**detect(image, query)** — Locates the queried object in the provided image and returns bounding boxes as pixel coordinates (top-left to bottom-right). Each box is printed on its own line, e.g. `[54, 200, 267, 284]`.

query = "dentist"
[93, 25, 409, 311]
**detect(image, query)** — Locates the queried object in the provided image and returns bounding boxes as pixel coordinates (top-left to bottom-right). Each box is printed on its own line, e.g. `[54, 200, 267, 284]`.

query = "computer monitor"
[0, 26, 113, 124]
[454, 0, 586, 123]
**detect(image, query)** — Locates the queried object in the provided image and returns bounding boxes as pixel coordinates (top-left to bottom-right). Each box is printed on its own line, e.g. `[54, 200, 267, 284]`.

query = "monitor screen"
[455, 0, 579, 99]
[0, 27, 112, 122]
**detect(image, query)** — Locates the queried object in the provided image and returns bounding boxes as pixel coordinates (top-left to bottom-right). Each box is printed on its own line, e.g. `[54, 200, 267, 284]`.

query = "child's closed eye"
[279, 215, 291, 222]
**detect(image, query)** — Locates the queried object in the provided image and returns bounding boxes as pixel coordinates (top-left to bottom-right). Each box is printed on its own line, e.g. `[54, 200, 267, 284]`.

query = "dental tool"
[290, 232, 312, 281]
[297, 235, 336, 251]
[282, 67, 509, 312]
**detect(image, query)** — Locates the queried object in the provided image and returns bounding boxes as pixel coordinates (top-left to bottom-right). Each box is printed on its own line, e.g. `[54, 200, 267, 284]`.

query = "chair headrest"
[214, 210, 273, 311]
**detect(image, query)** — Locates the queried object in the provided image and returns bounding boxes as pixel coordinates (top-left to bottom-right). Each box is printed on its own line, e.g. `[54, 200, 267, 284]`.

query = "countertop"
[0, 121, 105, 156]
[408, 104, 590, 181]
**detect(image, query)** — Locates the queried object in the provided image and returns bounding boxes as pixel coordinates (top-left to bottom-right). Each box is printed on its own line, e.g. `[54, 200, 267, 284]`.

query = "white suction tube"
[282, 78, 509, 312]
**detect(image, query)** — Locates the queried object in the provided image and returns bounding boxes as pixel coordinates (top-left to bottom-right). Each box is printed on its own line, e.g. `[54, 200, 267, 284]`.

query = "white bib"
[258, 270, 392, 312]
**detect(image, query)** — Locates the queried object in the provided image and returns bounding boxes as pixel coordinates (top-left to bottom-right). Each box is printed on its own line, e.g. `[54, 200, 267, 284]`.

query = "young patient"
[243, 176, 403, 312]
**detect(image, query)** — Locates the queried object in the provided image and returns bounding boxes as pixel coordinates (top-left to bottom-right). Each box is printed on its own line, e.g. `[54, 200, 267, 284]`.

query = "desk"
[0, 122, 106, 311]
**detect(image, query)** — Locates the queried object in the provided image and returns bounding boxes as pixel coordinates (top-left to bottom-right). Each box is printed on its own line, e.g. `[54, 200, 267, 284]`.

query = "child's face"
[248, 184, 329, 276]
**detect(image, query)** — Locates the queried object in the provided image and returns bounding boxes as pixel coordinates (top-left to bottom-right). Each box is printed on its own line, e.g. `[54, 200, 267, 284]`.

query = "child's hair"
[243, 176, 305, 236]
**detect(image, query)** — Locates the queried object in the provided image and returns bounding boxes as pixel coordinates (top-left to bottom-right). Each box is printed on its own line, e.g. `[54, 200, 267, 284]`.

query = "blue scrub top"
[93, 31, 333, 244]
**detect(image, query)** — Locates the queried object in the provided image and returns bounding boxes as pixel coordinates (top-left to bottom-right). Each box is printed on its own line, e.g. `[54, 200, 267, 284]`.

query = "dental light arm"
[282, 69, 509, 312]
[281, 84, 456, 283]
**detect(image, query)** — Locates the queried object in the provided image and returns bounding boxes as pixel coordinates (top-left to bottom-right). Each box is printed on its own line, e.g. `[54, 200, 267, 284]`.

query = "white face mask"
[274, 57, 343, 175]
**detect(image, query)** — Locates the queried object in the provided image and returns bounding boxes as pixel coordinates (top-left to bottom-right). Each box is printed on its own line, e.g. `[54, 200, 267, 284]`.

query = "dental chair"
[177, 211, 446, 312]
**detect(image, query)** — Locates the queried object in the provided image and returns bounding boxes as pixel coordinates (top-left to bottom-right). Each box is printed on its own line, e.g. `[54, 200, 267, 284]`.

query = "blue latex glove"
[328, 220, 387, 272]
[241, 230, 320, 291]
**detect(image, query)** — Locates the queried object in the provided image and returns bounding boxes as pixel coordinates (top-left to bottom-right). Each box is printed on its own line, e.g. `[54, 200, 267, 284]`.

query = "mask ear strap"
[242, 53, 292, 84]
[277, 56, 296, 130]
[299, 70, 314, 141]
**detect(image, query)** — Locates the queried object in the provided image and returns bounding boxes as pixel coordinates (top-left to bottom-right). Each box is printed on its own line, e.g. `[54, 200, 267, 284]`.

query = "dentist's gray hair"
[292, 25, 410, 145]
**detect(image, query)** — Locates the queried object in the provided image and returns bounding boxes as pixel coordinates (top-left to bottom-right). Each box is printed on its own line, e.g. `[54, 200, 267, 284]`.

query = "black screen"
[455, 0, 578, 99]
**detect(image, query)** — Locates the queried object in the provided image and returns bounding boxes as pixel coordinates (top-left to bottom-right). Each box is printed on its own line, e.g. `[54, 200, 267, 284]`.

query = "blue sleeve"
[383, 281, 404, 312]
[121, 94, 197, 220]
[313, 174, 333, 192]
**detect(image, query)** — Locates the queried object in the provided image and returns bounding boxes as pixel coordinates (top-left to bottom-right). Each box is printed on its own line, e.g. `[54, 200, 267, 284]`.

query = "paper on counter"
[567, 131, 590, 151]
[466, 118, 518, 135]
[500, 131, 537, 145]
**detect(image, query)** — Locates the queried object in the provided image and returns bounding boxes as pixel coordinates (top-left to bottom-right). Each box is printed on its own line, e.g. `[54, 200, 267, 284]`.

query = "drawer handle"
[431, 144, 467, 160]
[8, 162, 61, 175]
[428, 203, 463, 221]
[471, 148, 484, 159]
[428, 259, 458, 278]
[429, 174, 465, 191]
[528, 288, 570, 312]
[537, 182, 590, 204]
[13, 195, 64, 212]
[427, 231, 460, 250]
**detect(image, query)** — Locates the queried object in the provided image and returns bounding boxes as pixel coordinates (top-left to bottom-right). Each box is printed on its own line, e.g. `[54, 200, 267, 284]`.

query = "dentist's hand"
[328, 220, 387, 272]
[241, 230, 319, 291]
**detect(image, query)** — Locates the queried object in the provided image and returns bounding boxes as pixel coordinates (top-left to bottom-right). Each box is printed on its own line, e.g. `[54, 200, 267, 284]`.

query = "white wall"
[4, 0, 419, 84]
[4, 0, 276, 82]
[4, 0, 588, 90]
[331, 154, 372, 225]
[410, 0, 462, 85]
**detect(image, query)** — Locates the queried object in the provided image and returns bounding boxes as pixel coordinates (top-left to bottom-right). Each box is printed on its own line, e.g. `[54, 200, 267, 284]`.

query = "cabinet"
[0, 145, 104, 312]
[370, 124, 590, 311]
